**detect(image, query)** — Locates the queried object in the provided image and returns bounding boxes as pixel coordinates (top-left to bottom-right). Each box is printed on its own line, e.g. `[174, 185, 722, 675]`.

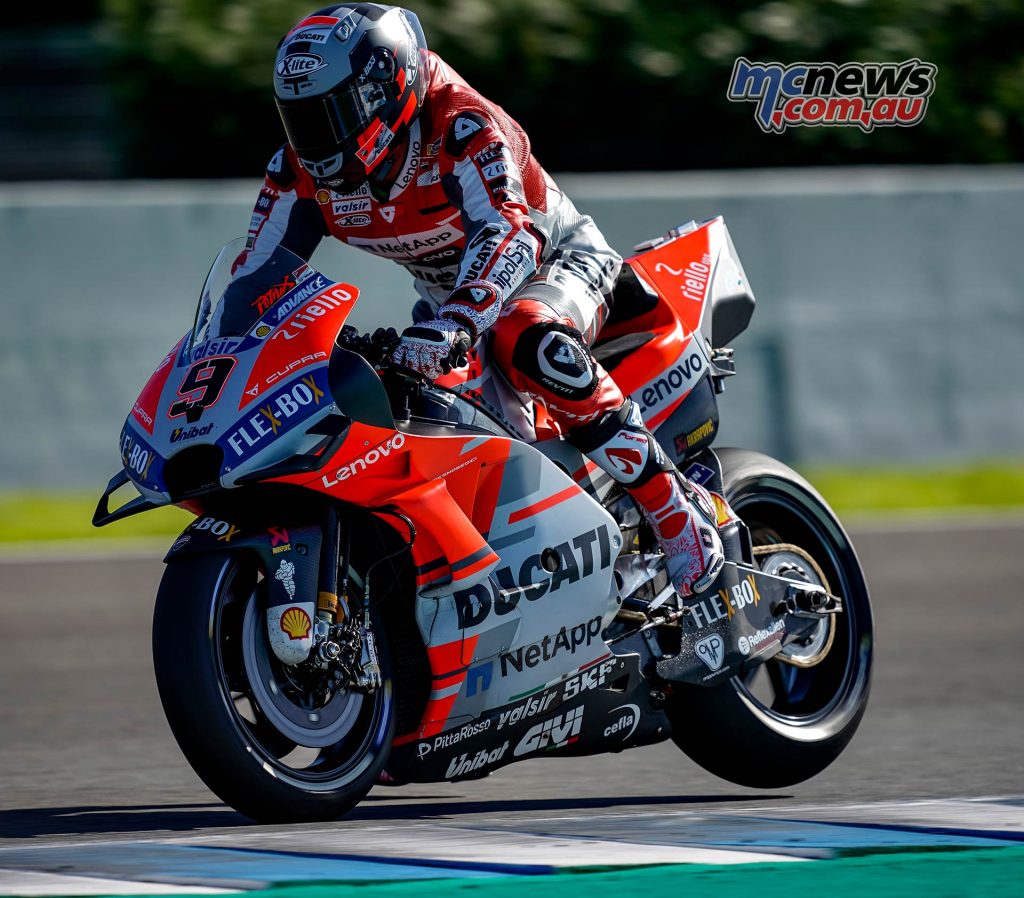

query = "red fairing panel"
[275, 423, 620, 742]
[132, 338, 185, 435]
[282, 427, 512, 593]
[240, 282, 360, 409]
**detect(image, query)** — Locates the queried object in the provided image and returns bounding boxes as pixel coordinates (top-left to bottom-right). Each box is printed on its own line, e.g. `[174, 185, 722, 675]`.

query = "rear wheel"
[668, 449, 873, 788]
[152, 552, 395, 822]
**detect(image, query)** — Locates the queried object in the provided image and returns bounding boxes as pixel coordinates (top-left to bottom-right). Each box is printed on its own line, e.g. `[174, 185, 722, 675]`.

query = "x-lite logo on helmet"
[274, 4, 428, 189]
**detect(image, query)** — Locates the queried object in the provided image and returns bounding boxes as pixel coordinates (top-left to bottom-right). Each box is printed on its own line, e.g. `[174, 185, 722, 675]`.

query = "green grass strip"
[798, 460, 1024, 514]
[239, 846, 1024, 898]
[0, 491, 190, 543]
[2, 460, 1023, 544]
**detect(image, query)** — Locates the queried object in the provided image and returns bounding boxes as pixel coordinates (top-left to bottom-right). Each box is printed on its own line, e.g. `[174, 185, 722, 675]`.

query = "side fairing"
[294, 423, 623, 745]
[407, 440, 623, 742]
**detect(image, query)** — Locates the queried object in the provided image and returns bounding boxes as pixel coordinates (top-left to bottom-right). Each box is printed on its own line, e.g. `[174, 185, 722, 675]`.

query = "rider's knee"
[490, 302, 623, 429]
[493, 305, 593, 393]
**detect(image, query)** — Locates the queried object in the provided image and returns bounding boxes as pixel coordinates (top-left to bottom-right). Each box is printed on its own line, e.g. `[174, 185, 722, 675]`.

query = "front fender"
[166, 514, 324, 665]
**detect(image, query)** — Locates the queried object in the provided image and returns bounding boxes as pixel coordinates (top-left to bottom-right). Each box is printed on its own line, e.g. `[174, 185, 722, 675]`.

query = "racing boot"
[571, 399, 728, 598]
[627, 470, 725, 597]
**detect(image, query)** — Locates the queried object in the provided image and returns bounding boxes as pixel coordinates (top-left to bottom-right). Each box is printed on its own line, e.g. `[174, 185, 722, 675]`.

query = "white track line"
[3, 796, 1021, 895]
[0, 870, 237, 896]
[208, 826, 804, 867]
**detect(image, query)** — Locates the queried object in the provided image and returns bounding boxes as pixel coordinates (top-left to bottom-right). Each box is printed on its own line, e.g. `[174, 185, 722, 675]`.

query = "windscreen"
[190, 239, 321, 350]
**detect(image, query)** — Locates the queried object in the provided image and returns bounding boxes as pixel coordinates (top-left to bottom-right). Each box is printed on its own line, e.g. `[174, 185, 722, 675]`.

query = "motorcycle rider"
[238, 2, 729, 597]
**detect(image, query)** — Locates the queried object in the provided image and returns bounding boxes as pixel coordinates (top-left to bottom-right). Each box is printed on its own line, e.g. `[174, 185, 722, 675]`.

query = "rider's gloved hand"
[391, 318, 472, 381]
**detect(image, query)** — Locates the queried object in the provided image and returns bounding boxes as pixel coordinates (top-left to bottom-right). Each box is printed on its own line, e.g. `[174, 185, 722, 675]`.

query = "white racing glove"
[391, 318, 472, 381]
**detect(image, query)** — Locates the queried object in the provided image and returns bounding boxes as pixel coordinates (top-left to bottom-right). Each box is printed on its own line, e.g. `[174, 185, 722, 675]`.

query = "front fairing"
[119, 239, 360, 503]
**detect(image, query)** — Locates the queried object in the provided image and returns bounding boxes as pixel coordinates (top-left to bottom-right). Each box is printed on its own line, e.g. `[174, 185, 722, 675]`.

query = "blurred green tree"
[101, 0, 1024, 177]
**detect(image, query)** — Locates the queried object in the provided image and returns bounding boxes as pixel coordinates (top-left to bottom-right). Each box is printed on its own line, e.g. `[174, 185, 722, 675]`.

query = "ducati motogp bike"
[95, 217, 873, 822]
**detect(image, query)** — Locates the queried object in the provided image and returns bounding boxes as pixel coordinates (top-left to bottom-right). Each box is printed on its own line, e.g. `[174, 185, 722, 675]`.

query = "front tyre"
[669, 449, 873, 788]
[152, 552, 394, 822]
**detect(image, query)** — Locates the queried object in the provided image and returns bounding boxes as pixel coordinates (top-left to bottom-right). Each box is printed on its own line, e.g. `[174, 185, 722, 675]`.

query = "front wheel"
[668, 449, 874, 788]
[152, 552, 395, 822]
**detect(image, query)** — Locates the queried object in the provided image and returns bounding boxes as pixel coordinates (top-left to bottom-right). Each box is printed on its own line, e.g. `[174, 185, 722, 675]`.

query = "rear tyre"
[153, 552, 394, 822]
[668, 449, 873, 788]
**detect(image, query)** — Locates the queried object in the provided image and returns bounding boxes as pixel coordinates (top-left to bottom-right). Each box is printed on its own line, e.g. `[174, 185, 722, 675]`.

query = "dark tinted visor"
[276, 81, 389, 160]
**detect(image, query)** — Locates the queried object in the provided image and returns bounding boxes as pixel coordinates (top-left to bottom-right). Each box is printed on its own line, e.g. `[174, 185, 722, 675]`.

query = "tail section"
[594, 217, 755, 464]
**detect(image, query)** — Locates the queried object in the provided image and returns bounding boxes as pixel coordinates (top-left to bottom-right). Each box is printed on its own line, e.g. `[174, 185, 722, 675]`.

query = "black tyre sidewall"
[152, 551, 394, 822]
[669, 449, 874, 789]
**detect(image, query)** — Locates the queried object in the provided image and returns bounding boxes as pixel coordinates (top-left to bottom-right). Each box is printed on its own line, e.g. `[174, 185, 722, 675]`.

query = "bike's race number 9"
[169, 356, 236, 420]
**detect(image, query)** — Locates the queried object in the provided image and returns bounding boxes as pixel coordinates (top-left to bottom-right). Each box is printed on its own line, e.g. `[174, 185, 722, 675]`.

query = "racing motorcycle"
[95, 217, 873, 823]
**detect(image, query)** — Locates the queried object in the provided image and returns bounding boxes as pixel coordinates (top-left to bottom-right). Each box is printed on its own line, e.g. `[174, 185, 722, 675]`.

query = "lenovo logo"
[321, 433, 406, 486]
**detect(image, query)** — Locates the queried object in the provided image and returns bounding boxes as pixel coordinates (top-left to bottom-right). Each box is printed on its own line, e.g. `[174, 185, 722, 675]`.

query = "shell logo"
[280, 607, 312, 640]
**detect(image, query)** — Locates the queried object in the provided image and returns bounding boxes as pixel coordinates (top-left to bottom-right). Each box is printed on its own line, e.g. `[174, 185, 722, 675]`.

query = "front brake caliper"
[353, 626, 382, 692]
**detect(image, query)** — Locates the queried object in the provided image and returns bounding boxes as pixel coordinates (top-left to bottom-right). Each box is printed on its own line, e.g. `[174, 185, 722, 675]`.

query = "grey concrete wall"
[1, 166, 1022, 491]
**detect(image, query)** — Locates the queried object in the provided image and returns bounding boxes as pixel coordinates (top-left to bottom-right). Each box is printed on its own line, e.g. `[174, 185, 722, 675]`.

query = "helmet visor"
[276, 81, 389, 161]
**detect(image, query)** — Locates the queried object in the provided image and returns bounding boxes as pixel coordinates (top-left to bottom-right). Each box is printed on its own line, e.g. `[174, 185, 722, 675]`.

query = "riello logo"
[321, 433, 406, 486]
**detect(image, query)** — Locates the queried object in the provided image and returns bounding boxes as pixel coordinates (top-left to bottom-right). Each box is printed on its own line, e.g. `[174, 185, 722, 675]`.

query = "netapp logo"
[500, 617, 602, 677]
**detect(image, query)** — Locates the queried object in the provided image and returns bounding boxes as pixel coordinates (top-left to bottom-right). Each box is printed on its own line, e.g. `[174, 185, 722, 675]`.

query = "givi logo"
[514, 706, 584, 757]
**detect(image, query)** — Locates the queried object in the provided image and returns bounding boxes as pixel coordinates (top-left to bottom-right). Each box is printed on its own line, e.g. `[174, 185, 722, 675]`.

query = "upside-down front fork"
[306, 506, 381, 692]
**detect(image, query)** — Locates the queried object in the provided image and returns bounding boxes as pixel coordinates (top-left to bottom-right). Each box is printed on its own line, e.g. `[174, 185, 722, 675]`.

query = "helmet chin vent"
[301, 153, 345, 178]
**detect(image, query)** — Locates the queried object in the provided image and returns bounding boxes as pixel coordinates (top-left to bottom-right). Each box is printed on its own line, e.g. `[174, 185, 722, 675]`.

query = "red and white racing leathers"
[239, 51, 625, 421]
[239, 51, 726, 596]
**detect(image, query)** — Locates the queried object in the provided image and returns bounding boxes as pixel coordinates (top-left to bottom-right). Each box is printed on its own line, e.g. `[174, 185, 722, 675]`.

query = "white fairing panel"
[415, 439, 622, 724]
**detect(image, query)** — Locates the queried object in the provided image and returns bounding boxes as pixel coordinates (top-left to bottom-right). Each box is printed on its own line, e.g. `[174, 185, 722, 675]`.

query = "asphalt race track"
[1, 518, 1022, 892]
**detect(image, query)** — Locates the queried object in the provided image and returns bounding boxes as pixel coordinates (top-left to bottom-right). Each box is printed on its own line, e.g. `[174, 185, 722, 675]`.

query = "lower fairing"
[386, 652, 671, 782]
